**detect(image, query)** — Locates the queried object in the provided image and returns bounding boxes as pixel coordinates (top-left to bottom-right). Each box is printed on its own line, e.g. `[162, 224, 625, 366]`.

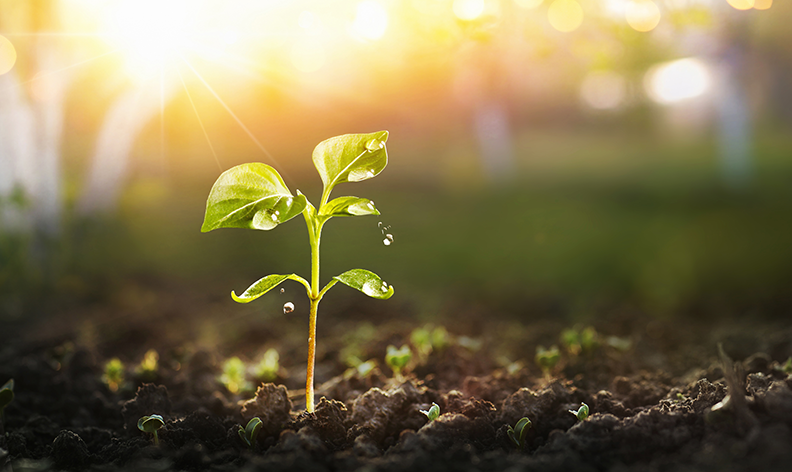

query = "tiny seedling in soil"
[385, 344, 412, 380]
[220, 357, 251, 394]
[561, 326, 598, 356]
[506, 417, 532, 450]
[102, 358, 124, 393]
[535, 345, 560, 377]
[569, 402, 590, 421]
[202, 131, 394, 413]
[420, 402, 440, 422]
[135, 349, 159, 382]
[0, 378, 14, 431]
[410, 324, 450, 360]
[238, 417, 263, 449]
[138, 414, 164, 446]
[253, 348, 280, 383]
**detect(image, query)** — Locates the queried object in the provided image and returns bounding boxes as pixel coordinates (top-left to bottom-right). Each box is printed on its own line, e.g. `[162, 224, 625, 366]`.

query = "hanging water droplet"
[365, 139, 384, 152]
[279, 288, 285, 294]
[283, 302, 294, 314]
[367, 201, 375, 210]
[366, 170, 375, 178]
[381, 281, 388, 292]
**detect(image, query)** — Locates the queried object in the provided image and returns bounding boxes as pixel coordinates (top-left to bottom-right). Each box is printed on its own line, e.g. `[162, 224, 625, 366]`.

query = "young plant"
[138, 414, 165, 446]
[253, 348, 280, 383]
[135, 349, 159, 382]
[201, 131, 394, 413]
[385, 344, 412, 380]
[102, 358, 124, 393]
[420, 402, 440, 422]
[506, 417, 532, 450]
[220, 357, 251, 394]
[0, 379, 13, 431]
[238, 417, 263, 449]
[569, 402, 590, 421]
[535, 345, 560, 377]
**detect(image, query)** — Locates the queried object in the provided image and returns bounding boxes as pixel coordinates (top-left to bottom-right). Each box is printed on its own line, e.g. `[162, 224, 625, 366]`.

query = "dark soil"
[2, 300, 792, 472]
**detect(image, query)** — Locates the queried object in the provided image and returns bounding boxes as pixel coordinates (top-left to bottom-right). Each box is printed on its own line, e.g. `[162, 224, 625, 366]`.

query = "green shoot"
[782, 357, 792, 374]
[385, 344, 412, 380]
[201, 131, 394, 413]
[102, 358, 124, 393]
[238, 417, 263, 449]
[420, 402, 440, 422]
[535, 345, 560, 377]
[0, 379, 14, 427]
[569, 402, 590, 421]
[561, 326, 598, 356]
[506, 417, 532, 450]
[135, 349, 159, 382]
[220, 357, 251, 394]
[410, 324, 450, 360]
[253, 348, 280, 383]
[137, 414, 165, 446]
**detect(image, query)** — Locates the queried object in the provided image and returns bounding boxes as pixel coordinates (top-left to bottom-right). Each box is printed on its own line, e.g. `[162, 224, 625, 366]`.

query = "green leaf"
[231, 274, 310, 303]
[245, 417, 263, 442]
[137, 414, 164, 433]
[312, 131, 389, 194]
[201, 163, 307, 232]
[0, 379, 13, 410]
[319, 197, 380, 218]
[333, 269, 394, 300]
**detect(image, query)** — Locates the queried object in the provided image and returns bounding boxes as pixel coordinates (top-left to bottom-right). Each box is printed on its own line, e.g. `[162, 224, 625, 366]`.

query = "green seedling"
[569, 402, 590, 421]
[135, 349, 159, 382]
[138, 414, 165, 446]
[385, 344, 412, 379]
[102, 358, 124, 393]
[0, 379, 14, 427]
[535, 345, 560, 377]
[506, 417, 532, 450]
[420, 402, 440, 422]
[220, 356, 251, 394]
[201, 131, 394, 413]
[253, 348, 280, 383]
[410, 324, 450, 360]
[238, 417, 263, 449]
[782, 357, 792, 375]
[561, 326, 598, 356]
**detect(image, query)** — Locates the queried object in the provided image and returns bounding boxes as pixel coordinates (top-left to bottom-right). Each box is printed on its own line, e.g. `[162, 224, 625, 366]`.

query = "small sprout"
[410, 327, 432, 359]
[579, 327, 598, 351]
[136, 349, 159, 382]
[102, 358, 124, 392]
[561, 326, 598, 356]
[420, 402, 440, 422]
[385, 344, 412, 379]
[506, 360, 524, 376]
[356, 359, 377, 377]
[506, 417, 532, 450]
[253, 348, 280, 382]
[782, 357, 792, 375]
[560, 328, 581, 356]
[676, 392, 685, 401]
[238, 417, 263, 449]
[137, 414, 165, 446]
[220, 357, 251, 394]
[0, 379, 14, 426]
[535, 345, 560, 377]
[569, 402, 590, 421]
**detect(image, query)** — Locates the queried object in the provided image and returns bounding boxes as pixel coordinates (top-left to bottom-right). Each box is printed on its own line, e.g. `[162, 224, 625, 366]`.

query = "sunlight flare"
[548, 0, 584, 33]
[645, 57, 711, 104]
[0, 35, 17, 75]
[351, 1, 389, 40]
[625, 0, 661, 33]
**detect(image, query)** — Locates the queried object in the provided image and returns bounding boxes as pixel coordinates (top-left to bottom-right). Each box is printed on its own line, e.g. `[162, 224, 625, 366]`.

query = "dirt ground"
[2, 295, 792, 472]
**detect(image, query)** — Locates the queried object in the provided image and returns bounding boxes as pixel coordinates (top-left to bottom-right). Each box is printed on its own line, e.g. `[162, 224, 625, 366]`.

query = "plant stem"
[305, 219, 322, 413]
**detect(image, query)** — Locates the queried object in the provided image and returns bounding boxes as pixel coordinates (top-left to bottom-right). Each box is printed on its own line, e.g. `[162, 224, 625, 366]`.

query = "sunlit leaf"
[320, 196, 380, 218]
[312, 131, 389, 193]
[201, 163, 307, 232]
[333, 269, 394, 300]
[231, 274, 310, 303]
[137, 414, 164, 433]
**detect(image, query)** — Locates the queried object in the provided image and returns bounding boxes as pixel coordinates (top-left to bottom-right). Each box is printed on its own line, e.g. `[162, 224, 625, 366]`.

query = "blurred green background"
[1, 0, 791, 328]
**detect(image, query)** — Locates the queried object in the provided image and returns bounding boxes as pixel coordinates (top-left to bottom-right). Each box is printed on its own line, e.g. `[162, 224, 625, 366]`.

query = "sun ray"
[180, 55, 285, 174]
[19, 47, 121, 85]
[176, 66, 222, 171]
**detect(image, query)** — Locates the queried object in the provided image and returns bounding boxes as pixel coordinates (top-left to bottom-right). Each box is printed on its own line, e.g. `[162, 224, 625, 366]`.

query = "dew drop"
[366, 170, 375, 178]
[365, 139, 385, 152]
[283, 302, 294, 314]
[381, 281, 388, 292]
[367, 201, 375, 210]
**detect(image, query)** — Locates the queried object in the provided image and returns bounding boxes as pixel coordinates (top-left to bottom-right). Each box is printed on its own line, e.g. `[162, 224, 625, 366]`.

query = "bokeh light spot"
[291, 41, 326, 73]
[753, 0, 772, 10]
[645, 58, 711, 104]
[548, 0, 584, 33]
[351, 1, 389, 40]
[625, 0, 661, 33]
[580, 71, 627, 110]
[0, 35, 17, 76]
[514, 0, 544, 8]
[453, 0, 486, 21]
[727, 0, 755, 10]
[298, 11, 320, 31]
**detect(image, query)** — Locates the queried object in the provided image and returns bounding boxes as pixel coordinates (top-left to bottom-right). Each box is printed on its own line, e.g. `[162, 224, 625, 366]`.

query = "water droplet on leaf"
[283, 302, 294, 314]
[365, 139, 384, 151]
[366, 170, 375, 178]
[367, 201, 375, 210]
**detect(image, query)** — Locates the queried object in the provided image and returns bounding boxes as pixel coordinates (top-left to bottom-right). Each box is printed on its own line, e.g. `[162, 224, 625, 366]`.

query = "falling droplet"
[383, 237, 392, 246]
[283, 302, 294, 314]
[280, 288, 285, 294]
[378, 222, 384, 229]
